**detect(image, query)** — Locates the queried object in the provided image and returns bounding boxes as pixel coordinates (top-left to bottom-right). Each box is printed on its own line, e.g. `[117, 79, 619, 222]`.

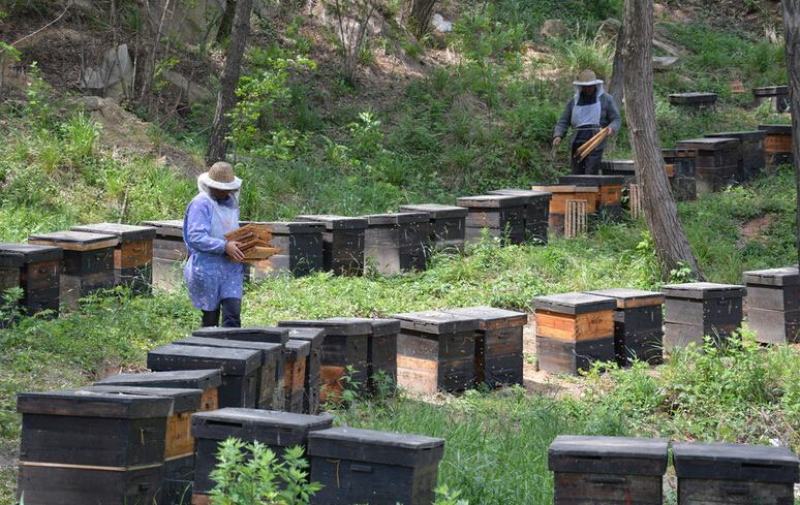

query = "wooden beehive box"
[141, 220, 186, 291]
[247, 221, 324, 278]
[308, 427, 445, 505]
[586, 288, 665, 365]
[173, 336, 284, 411]
[28, 231, 119, 310]
[191, 408, 334, 499]
[743, 266, 800, 344]
[758, 124, 794, 168]
[673, 442, 800, 505]
[399, 203, 467, 251]
[662, 282, 746, 352]
[531, 185, 599, 236]
[147, 344, 261, 408]
[705, 131, 766, 182]
[363, 212, 430, 275]
[753, 85, 790, 112]
[675, 138, 740, 194]
[283, 340, 311, 412]
[669, 92, 718, 107]
[17, 389, 172, 505]
[393, 310, 480, 394]
[600, 159, 637, 184]
[0, 243, 62, 318]
[663, 149, 698, 201]
[559, 175, 626, 219]
[95, 369, 222, 412]
[71, 223, 156, 295]
[278, 326, 327, 414]
[456, 194, 528, 245]
[295, 215, 368, 275]
[533, 292, 616, 375]
[488, 189, 552, 244]
[443, 306, 527, 387]
[548, 435, 669, 505]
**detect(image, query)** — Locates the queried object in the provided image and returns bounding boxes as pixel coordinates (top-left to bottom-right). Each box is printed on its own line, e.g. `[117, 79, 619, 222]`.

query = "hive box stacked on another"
[246, 221, 324, 279]
[327, 317, 400, 395]
[295, 215, 367, 275]
[363, 212, 430, 274]
[753, 85, 790, 112]
[95, 369, 222, 412]
[393, 310, 480, 394]
[530, 185, 599, 236]
[17, 390, 172, 505]
[662, 282, 746, 352]
[443, 306, 527, 387]
[599, 159, 637, 184]
[456, 194, 527, 245]
[399, 203, 468, 251]
[705, 131, 766, 182]
[533, 293, 616, 375]
[191, 409, 334, 504]
[487, 189, 552, 243]
[558, 175, 626, 219]
[548, 435, 669, 505]
[147, 344, 262, 408]
[758, 124, 794, 168]
[663, 149, 698, 201]
[0, 244, 62, 318]
[675, 138, 740, 193]
[668, 92, 718, 108]
[28, 231, 118, 310]
[142, 220, 186, 290]
[173, 335, 285, 410]
[673, 442, 800, 505]
[586, 288, 665, 365]
[308, 427, 445, 505]
[743, 266, 800, 344]
[71, 223, 156, 295]
[84, 385, 203, 505]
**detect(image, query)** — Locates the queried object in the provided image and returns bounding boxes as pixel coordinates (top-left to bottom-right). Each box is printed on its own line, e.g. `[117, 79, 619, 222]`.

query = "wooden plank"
[164, 412, 194, 460]
[396, 355, 438, 395]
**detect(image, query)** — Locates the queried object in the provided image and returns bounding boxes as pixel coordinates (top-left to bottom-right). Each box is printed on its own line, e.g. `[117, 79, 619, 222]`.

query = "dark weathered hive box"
[308, 427, 445, 505]
[0, 243, 62, 318]
[364, 212, 430, 274]
[244, 221, 324, 279]
[17, 389, 172, 505]
[531, 185, 599, 236]
[548, 435, 669, 505]
[586, 288, 665, 365]
[95, 369, 222, 411]
[758, 124, 793, 168]
[147, 344, 261, 408]
[669, 92, 718, 106]
[533, 293, 616, 375]
[295, 215, 367, 275]
[705, 131, 766, 182]
[443, 306, 527, 387]
[663, 149, 698, 201]
[488, 189, 552, 244]
[141, 220, 186, 291]
[393, 310, 480, 394]
[28, 230, 118, 310]
[71, 223, 156, 294]
[600, 159, 637, 184]
[558, 175, 626, 218]
[173, 336, 285, 410]
[753, 85, 790, 112]
[276, 325, 327, 414]
[675, 138, 740, 194]
[456, 194, 527, 245]
[191, 408, 334, 496]
[662, 282, 746, 351]
[673, 442, 800, 505]
[399, 203, 467, 251]
[743, 266, 800, 344]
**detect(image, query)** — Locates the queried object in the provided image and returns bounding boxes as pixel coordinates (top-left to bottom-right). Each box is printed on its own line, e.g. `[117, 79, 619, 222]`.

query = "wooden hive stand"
[629, 183, 644, 219]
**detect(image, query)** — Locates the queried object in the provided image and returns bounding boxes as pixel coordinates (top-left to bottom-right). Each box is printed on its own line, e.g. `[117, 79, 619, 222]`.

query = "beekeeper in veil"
[552, 69, 622, 175]
[183, 161, 246, 327]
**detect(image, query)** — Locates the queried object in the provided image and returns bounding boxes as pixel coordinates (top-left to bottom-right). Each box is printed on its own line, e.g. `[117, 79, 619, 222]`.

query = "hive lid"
[675, 138, 739, 151]
[285, 339, 311, 359]
[95, 369, 223, 390]
[442, 306, 527, 330]
[399, 204, 468, 219]
[295, 215, 368, 230]
[364, 212, 431, 226]
[141, 220, 184, 238]
[533, 292, 617, 315]
[743, 266, 800, 287]
[672, 442, 800, 484]
[278, 319, 373, 337]
[392, 310, 480, 335]
[261, 221, 325, 235]
[530, 184, 600, 193]
[192, 408, 334, 446]
[0, 243, 63, 266]
[456, 194, 529, 208]
[662, 282, 746, 300]
[758, 124, 792, 135]
[17, 389, 173, 419]
[308, 427, 445, 468]
[193, 326, 290, 345]
[325, 317, 401, 337]
[83, 385, 203, 414]
[71, 223, 157, 243]
[585, 288, 665, 309]
[278, 326, 327, 347]
[488, 189, 553, 202]
[28, 231, 119, 251]
[753, 85, 789, 95]
[548, 435, 669, 476]
[705, 131, 766, 142]
[174, 336, 283, 364]
[558, 175, 626, 186]
[147, 344, 262, 376]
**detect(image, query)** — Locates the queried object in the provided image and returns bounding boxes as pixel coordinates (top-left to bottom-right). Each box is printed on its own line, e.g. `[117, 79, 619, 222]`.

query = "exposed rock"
[79, 44, 133, 100]
[653, 56, 679, 71]
[152, 0, 226, 47]
[162, 70, 214, 104]
[432, 13, 453, 33]
[540, 19, 567, 39]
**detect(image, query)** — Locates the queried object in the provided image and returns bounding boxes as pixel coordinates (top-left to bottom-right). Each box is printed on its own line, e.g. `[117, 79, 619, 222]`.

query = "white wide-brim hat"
[573, 69, 604, 87]
[198, 161, 242, 191]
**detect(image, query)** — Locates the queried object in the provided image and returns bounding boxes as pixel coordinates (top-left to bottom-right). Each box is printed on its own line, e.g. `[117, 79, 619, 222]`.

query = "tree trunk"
[622, 0, 703, 279]
[206, 0, 253, 164]
[781, 0, 800, 267]
[409, 0, 436, 38]
[608, 22, 625, 104]
[217, 0, 236, 44]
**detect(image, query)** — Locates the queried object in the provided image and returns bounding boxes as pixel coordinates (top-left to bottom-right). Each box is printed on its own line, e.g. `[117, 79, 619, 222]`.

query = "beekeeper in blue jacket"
[183, 161, 246, 328]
